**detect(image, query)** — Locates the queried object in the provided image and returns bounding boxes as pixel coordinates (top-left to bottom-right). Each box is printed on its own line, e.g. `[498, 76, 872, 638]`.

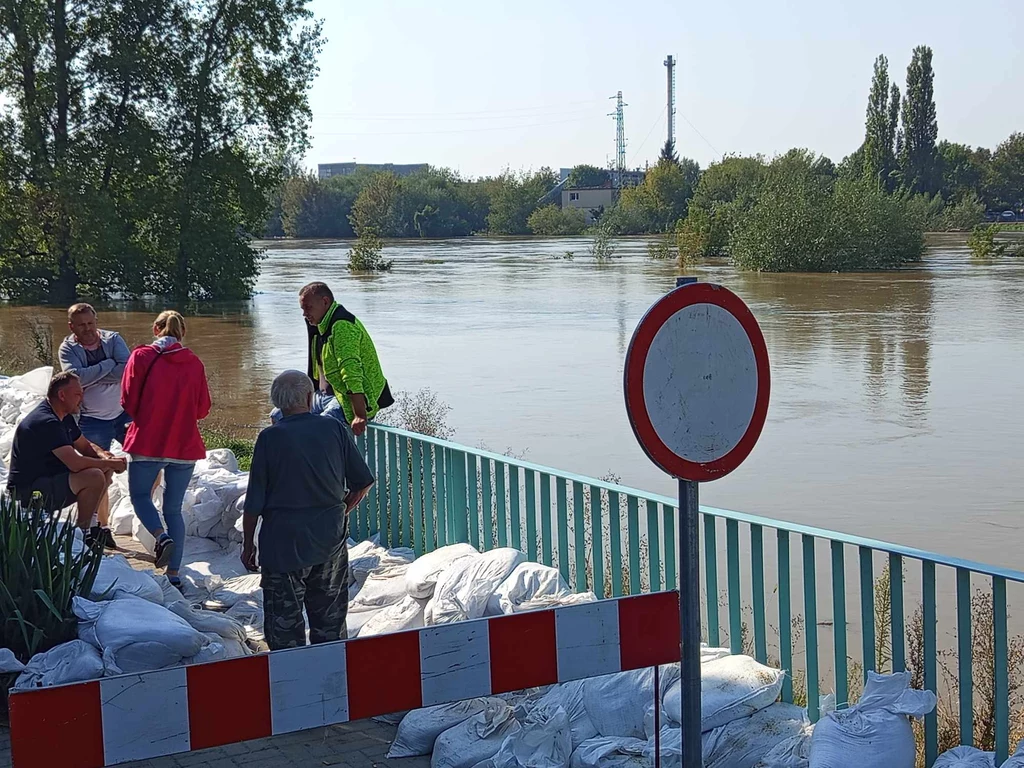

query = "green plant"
[0, 496, 105, 696]
[647, 235, 674, 261]
[200, 428, 255, 471]
[375, 388, 454, 440]
[967, 224, 1024, 259]
[348, 230, 393, 272]
[587, 223, 617, 262]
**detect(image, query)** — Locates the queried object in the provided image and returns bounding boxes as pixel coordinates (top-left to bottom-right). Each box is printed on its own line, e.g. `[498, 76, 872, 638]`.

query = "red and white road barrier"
[8, 591, 680, 768]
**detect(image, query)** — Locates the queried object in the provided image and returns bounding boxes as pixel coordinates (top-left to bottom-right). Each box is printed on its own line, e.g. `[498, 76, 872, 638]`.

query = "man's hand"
[241, 543, 258, 572]
[351, 416, 367, 437]
[106, 457, 127, 474]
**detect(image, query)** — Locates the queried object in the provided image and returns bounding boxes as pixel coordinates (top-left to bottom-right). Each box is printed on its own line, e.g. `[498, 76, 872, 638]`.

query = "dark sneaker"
[154, 535, 176, 569]
[100, 527, 117, 550]
[84, 527, 99, 549]
[167, 577, 184, 594]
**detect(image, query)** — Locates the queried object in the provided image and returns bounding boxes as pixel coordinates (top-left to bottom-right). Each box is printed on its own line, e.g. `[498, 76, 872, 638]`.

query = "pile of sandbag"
[0, 367, 52, 463]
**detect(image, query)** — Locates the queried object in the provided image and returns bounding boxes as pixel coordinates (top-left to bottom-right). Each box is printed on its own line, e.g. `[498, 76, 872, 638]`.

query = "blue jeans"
[271, 391, 348, 427]
[79, 412, 132, 451]
[129, 461, 195, 573]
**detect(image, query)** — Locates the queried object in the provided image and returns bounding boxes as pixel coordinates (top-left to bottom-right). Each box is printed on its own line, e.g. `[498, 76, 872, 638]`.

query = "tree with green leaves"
[678, 155, 766, 256]
[350, 172, 404, 237]
[900, 45, 939, 195]
[937, 141, 991, 205]
[567, 165, 609, 188]
[526, 205, 587, 236]
[984, 133, 1024, 211]
[485, 168, 557, 235]
[862, 55, 901, 192]
[659, 139, 679, 165]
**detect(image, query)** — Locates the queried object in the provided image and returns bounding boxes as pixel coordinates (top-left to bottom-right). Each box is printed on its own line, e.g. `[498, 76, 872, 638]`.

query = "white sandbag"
[73, 595, 208, 675]
[389, 698, 505, 758]
[164, 600, 249, 646]
[347, 606, 385, 637]
[350, 563, 412, 611]
[644, 727, 682, 766]
[487, 562, 570, 616]
[1002, 742, 1024, 767]
[491, 703, 572, 768]
[109, 496, 136, 535]
[665, 655, 784, 731]
[0, 648, 25, 674]
[702, 703, 809, 768]
[9, 366, 52, 396]
[13, 640, 105, 690]
[200, 448, 240, 474]
[808, 671, 936, 768]
[358, 595, 427, 637]
[517, 591, 599, 613]
[225, 596, 265, 642]
[431, 548, 525, 624]
[406, 543, 479, 599]
[179, 543, 247, 598]
[91, 555, 164, 604]
[583, 669, 655, 739]
[570, 737, 648, 768]
[933, 746, 996, 768]
[350, 544, 416, 587]
[204, 573, 262, 609]
[753, 723, 813, 768]
[536, 680, 599, 748]
[432, 702, 522, 768]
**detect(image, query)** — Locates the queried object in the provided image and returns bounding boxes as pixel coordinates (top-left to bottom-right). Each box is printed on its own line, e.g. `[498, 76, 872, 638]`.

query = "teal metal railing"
[358, 424, 1022, 765]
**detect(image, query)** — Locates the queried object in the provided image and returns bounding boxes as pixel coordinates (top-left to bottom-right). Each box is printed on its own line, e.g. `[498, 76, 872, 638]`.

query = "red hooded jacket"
[120, 339, 211, 461]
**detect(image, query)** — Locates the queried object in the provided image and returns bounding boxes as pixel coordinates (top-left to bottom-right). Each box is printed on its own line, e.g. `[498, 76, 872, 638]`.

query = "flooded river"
[2, 234, 1023, 569]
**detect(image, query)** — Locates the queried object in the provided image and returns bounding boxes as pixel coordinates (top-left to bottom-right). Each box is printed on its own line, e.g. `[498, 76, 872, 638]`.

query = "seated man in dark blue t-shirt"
[242, 370, 374, 650]
[6, 371, 127, 542]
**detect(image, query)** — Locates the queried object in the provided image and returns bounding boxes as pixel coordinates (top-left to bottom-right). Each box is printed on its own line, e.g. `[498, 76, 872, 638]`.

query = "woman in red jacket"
[121, 310, 211, 589]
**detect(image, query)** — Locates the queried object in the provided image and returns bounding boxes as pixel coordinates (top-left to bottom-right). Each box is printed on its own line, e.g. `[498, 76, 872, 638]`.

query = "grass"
[200, 427, 254, 471]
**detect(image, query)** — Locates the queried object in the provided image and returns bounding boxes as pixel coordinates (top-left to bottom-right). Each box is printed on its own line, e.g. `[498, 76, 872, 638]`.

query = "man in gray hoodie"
[58, 303, 131, 548]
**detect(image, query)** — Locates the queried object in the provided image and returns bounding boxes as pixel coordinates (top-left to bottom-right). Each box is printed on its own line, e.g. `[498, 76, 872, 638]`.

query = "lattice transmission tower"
[608, 91, 627, 187]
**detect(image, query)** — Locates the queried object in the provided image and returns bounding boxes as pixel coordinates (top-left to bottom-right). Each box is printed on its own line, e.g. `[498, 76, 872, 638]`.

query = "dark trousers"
[261, 546, 349, 650]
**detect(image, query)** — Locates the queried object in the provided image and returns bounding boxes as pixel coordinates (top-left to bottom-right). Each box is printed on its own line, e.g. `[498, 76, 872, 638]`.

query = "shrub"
[200, 427, 254, 471]
[526, 205, 587, 236]
[348, 230, 393, 272]
[967, 224, 1024, 259]
[587, 223, 617, 261]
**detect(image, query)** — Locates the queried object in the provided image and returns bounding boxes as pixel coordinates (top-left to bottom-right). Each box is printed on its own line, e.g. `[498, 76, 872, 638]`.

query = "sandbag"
[14, 640, 105, 690]
[665, 654, 784, 732]
[9, 366, 52, 396]
[406, 543, 479, 599]
[517, 591, 599, 613]
[933, 746, 996, 767]
[186, 632, 250, 664]
[644, 727, 682, 766]
[349, 563, 411, 611]
[74, 595, 208, 675]
[350, 544, 415, 588]
[487, 562, 570, 616]
[702, 703, 809, 768]
[91, 555, 164, 604]
[1002, 742, 1024, 767]
[0, 648, 25, 674]
[109, 495, 136, 535]
[570, 737, 649, 768]
[204, 573, 262, 609]
[536, 680, 599, 748]
[490, 703, 572, 768]
[164, 600, 249, 646]
[389, 699, 505, 758]
[431, 701, 522, 768]
[225, 596, 265, 642]
[808, 671, 936, 768]
[753, 723, 813, 768]
[358, 595, 427, 637]
[347, 605, 385, 637]
[583, 669, 655, 739]
[431, 548, 525, 624]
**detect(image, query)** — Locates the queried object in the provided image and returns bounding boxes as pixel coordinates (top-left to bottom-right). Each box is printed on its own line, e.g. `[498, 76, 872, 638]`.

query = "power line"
[312, 106, 602, 123]
[677, 111, 720, 157]
[313, 115, 595, 137]
[628, 106, 666, 168]
[313, 99, 608, 119]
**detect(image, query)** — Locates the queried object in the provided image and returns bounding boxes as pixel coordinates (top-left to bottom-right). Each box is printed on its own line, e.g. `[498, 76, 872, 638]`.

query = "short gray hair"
[271, 370, 313, 412]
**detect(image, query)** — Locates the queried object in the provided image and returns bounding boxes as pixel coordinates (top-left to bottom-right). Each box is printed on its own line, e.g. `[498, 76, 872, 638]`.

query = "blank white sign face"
[642, 303, 758, 464]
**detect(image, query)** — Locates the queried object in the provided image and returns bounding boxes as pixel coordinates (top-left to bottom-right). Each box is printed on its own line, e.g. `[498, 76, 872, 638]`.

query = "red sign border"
[624, 282, 770, 482]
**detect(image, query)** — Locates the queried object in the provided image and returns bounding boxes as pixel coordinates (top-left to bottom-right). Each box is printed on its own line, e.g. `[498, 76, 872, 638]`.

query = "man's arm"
[343, 481, 373, 511]
[339, 424, 374, 510]
[73, 435, 113, 461]
[328, 323, 369, 434]
[107, 333, 131, 382]
[52, 445, 125, 474]
[59, 340, 115, 387]
[241, 434, 268, 571]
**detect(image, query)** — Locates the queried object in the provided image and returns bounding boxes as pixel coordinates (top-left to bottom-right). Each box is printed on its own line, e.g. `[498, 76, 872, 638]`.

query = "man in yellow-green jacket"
[271, 281, 393, 436]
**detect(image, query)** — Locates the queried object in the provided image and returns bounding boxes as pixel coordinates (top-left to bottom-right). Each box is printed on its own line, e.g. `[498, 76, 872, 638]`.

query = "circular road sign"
[624, 282, 770, 482]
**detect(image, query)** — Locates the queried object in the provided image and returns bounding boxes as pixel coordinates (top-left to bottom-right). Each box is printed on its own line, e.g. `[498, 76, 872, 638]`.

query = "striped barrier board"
[8, 591, 680, 768]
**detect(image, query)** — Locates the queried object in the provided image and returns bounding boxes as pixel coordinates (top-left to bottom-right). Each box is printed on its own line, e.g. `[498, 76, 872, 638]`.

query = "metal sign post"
[624, 277, 771, 768]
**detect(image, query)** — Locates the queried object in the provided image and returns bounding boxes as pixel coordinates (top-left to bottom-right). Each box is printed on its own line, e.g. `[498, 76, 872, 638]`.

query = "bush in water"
[348, 230, 393, 272]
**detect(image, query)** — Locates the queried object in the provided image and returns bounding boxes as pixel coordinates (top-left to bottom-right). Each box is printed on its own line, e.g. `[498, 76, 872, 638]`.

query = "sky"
[305, 0, 1024, 179]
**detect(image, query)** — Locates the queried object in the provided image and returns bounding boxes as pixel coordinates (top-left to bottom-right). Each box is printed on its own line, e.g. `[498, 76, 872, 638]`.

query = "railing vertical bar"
[525, 469, 538, 562]
[750, 524, 767, 664]
[994, 576, 1009, 763]
[355, 433, 366, 542]
[540, 474, 553, 567]
[608, 491, 623, 597]
[590, 486, 605, 597]
[831, 541, 848, 707]
[890, 554, 905, 672]
[778, 529, 793, 703]
[423, 444, 436, 551]
[705, 515, 720, 647]
[467, 453, 480, 550]
[376, 431, 387, 538]
[859, 547, 875, 678]
[923, 560, 938, 765]
[435, 447, 448, 547]
[664, 504, 677, 593]
[363, 429, 376, 541]
[803, 535, 819, 722]
[398, 437, 411, 549]
[495, 461, 507, 548]
[480, 458, 493, 551]
[647, 500, 662, 592]
[956, 567, 973, 747]
[411, 440, 424, 556]
[453, 450, 468, 543]
[557, 478, 570, 582]
[573, 481, 587, 592]
[387, 433, 399, 547]
[726, 518, 741, 654]
[508, 465, 522, 551]
[627, 496, 641, 595]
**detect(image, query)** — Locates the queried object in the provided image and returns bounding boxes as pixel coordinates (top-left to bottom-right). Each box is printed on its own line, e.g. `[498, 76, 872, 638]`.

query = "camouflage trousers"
[261, 546, 349, 650]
